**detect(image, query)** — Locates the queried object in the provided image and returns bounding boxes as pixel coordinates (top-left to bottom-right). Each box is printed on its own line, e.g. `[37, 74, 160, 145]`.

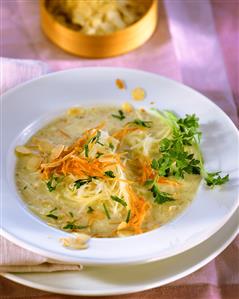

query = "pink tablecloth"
[1, 0, 238, 298]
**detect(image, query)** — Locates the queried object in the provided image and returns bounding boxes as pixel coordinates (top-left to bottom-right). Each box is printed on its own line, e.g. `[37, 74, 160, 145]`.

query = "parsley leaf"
[130, 119, 152, 128]
[105, 170, 115, 178]
[150, 111, 229, 188]
[111, 195, 127, 207]
[84, 131, 104, 158]
[46, 176, 59, 192]
[205, 172, 229, 187]
[144, 179, 154, 186]
[74, 177, 97, 189]
[152, 113, 202, 179]
[89, 131, 104, 146]
[150, 184, 174, 204]
[176, 114, 201, 145]
[112, 110, 125, 120]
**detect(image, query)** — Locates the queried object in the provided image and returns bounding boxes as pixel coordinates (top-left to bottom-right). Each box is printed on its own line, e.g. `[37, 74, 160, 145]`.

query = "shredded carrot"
[137, 157, 181, 187]
[137, 157, 154, 184]
[127, 186, 150, 233]
[41, 149, 123, 180]
[40, 122, 152, 234]
[41, 123, 108, 179]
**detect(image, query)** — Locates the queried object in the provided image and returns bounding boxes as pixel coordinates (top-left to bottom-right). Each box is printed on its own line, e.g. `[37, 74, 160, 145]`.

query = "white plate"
[1, 68, 239, 265]
[2, 209, 238, 296]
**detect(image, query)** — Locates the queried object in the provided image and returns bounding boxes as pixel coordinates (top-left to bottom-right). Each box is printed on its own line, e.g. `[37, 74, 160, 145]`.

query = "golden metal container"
[40, 0, 158, 58]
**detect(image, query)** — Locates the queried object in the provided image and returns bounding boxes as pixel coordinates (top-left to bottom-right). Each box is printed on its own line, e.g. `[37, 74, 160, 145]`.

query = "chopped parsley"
[69, 211, 74, 217]
[150, 111, 229, 188]
[84, 144, 89, 157]
[150, 184, 175, 204]
[126, 210, 131, 223]
[205, 172, 229, 187]
[46, 213, 58, 220]
[105, 170, 115, 178]
[144, 179, 154, 186]
[23, 185, 27, 190]
[46, 176, 59, 192]
[74, 177, 97, 189]
[84, 131, 104, 158]
[130, 119, 152, 128]
[109, 142, 114, 150]
[89, 131, 104, 146]
[63, 222, 88, 230]
[103, 203, 111, 219]
[176, 114, 201, 145]
[151, 151, 201, 179]
[46, 207, 58, 219]
[111, 195, 127, 207]
[96, 152, 103, 158]
[87, 206, 94, 214]
[112, 110, 125, 120]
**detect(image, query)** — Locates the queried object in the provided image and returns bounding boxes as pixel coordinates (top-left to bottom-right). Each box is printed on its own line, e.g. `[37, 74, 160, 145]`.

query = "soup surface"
[15, 106, 201, 237]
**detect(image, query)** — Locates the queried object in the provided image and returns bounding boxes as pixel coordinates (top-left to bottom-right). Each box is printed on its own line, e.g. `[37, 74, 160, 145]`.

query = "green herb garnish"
[105, 170, 115, 178]
[46, 207, 58, 219]
[103, 203, 111, 219]
[96, 152, 103, 158]
[63, 222, 88, 230]
[74, 178, 90, 189]
[151, 150, 201, 179]
[89, 131, 104, 146]
[150, 184, 174, 204]
[112, 110, 125, 120]
[111, 195, 127, 207]
[69, 211, 74, 217]
[85, 131, 104, 158]
[205, 172, 229, 187]
[150, 110, 229, 187]
[46, 213, 58, 220]
[126, 210, 131, 223]
[84, 144, 89, 157]
[109, 142, 114, 150]
[74, 177, 96, 189]
[46, 176, 59, 192]
[130, 119, 152, 128]
[23, 185, 27, 190]
[144, 179, 154, 186]
[87, 206, 94, 214]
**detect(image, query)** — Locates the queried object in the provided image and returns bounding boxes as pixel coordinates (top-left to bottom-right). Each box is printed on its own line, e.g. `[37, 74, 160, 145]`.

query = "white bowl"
[1, 68, 239, 265]
[2, 209, 238, 296]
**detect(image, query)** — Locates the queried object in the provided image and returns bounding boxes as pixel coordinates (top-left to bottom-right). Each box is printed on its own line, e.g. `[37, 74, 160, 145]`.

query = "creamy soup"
[15, 106, 201, 237]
